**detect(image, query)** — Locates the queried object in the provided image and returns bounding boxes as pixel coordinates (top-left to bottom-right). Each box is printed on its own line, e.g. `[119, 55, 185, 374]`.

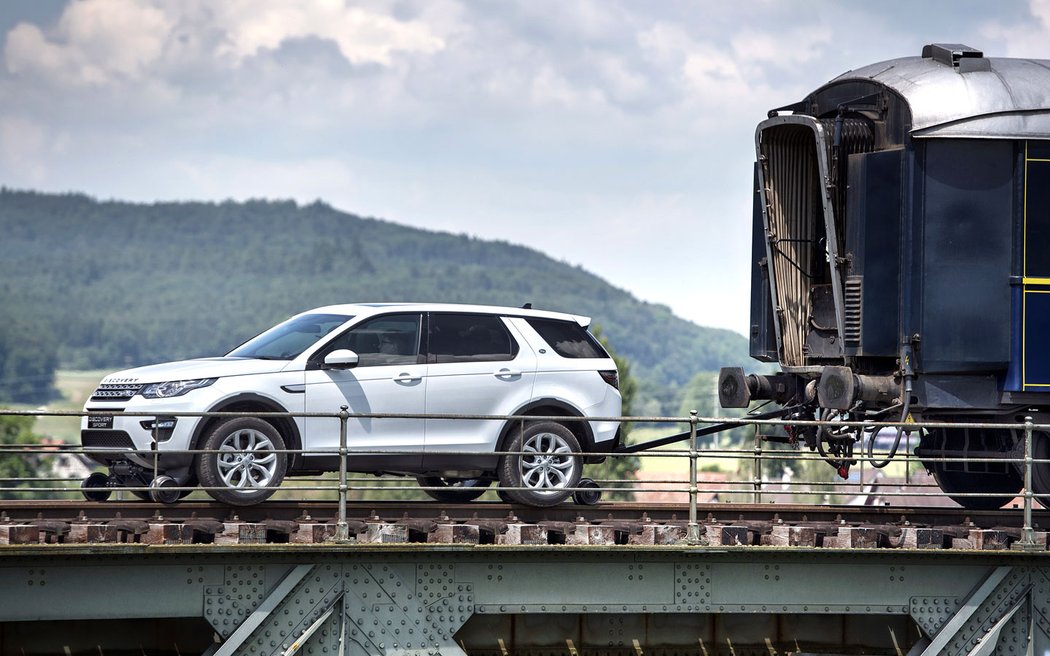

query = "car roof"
[300, 302, 592, 327]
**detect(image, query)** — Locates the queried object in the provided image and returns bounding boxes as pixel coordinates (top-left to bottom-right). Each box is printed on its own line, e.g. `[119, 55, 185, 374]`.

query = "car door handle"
[394, 373, 422, 383]
[494, 368, 522, 378]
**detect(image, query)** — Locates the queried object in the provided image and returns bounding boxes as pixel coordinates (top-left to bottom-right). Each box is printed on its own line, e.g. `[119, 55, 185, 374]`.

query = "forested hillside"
[0, 189, 751, 409]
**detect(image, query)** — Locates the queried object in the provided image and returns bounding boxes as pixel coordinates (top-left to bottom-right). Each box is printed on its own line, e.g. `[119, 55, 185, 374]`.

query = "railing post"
[905, 429, 912, 485]
[687, 410, 701, 544]
[752, 423, 762, 504]
[1021, 415, 1038, 550]
[148, 421, 160, 502]
[334, 405, 350, 543]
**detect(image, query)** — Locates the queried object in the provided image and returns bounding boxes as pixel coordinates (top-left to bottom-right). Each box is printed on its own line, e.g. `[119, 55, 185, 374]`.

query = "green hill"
[0, 189, 750, 410]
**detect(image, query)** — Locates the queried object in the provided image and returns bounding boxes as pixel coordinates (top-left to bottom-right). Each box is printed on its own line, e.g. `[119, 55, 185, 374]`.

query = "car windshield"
[227, 313, 353, 360]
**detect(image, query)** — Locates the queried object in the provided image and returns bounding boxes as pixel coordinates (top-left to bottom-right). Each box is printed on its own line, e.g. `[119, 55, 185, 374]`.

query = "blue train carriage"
[718, 44, 1050, 510]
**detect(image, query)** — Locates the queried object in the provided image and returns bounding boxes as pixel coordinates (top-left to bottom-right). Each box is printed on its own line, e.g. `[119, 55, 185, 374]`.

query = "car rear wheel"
[416, 476, 490, 502]
[498, 421, 582, 507]
[196, 417, 287, 506]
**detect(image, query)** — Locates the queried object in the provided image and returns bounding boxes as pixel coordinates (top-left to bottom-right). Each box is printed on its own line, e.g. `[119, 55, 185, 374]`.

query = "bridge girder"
[0, 547, 1046, 655]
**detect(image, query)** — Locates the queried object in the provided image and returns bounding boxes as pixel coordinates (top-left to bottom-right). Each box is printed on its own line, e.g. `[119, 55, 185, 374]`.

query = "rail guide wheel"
[149, 475, 182, 504]
[80, 472, 113, 502]
[573, 478, 601, 505]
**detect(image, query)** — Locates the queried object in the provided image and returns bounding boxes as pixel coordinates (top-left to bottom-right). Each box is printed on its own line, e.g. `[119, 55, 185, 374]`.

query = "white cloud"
[729, 26, 832, 67]
[0, 116, 60, 186]
[3, 0, 447, 90]
[983, 0, 1050, 58]
[209, 1, 445, 66]
[5, 0, 171, 86]
[529, 64, 591, 108]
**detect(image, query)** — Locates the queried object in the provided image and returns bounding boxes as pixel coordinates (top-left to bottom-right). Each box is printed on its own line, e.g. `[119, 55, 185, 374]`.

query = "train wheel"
[416, 477, 490, 502]
[922, 427, 1022, 510]
[929, 464, 1021, 510]
[1025, 432, 1050, 506]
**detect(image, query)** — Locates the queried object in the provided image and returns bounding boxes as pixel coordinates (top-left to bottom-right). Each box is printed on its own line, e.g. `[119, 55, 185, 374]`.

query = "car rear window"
[428, 313, 518, 363]
[525, 318, 609, 359]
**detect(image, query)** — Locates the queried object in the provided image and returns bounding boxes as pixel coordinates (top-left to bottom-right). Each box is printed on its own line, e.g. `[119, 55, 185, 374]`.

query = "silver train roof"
[822, 44, 1050, 139]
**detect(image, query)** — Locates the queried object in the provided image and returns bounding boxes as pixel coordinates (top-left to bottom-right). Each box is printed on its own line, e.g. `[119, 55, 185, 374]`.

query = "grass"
[2, 370, 107, 443]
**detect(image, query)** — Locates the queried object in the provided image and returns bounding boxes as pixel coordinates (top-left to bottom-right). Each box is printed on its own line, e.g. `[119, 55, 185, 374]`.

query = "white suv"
[80, 303, 622, 507]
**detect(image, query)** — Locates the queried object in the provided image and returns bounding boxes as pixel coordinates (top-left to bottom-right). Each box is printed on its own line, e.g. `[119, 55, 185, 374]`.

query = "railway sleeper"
[3, 511, 1049, 550]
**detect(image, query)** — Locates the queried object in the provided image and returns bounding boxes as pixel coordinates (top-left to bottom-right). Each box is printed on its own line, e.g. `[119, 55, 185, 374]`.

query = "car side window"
[325, 313, 422, 367]
[525, 318, 608, 359]
[428, 313, 518, 364]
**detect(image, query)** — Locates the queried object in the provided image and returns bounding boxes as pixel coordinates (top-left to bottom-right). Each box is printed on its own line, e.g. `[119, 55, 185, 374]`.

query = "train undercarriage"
[716, 365, 1044, 511]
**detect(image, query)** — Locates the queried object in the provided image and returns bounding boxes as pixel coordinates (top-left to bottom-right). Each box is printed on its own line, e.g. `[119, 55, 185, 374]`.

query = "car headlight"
[140, 378, 216, 398]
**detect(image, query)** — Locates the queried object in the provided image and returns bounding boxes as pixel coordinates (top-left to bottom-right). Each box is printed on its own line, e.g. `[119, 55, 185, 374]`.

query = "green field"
[3, 370, 107, 443]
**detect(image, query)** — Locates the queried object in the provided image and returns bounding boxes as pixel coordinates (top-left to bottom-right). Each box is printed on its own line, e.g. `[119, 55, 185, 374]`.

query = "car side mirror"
[323, 349, 359, 370]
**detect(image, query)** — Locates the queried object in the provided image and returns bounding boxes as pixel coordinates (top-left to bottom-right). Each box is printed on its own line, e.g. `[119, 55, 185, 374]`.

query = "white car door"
[303, 312, 426, 471]
[423, 313, 536, 469]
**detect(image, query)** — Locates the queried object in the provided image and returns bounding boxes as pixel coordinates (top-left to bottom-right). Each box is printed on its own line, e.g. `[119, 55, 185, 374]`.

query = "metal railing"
[0, 408, 1046, 548]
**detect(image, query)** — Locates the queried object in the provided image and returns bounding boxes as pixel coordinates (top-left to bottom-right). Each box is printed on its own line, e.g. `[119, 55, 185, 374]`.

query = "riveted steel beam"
[912, 565, 1049, 656]
[0, 546, 1047, 655]
[212, 563, 316, 655]
[198, 560, 472, 655]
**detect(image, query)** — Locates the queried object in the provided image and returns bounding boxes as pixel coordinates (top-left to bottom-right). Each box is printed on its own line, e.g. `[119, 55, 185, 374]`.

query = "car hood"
[100, 357, 291, 385]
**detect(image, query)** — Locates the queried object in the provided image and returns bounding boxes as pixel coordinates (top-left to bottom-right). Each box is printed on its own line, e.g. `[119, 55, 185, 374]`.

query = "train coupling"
[816, 366, 899, 410]
[719, 366, 899, 411]
[718, 368, 800, 408]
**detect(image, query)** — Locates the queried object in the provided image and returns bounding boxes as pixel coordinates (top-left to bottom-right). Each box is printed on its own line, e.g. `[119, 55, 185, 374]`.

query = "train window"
[1025, 142, 1050, 278]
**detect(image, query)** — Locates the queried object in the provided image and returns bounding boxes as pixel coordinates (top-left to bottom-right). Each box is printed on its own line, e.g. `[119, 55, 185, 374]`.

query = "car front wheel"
[196, 417, 287, 506]
[498, 421, 582, 507]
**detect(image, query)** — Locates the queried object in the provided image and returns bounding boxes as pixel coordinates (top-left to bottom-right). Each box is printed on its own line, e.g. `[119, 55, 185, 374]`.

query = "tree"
[585, 327, 641, 501]
[0, 297, 58, 404]
[676, 371, 755, 450]
[0, 415, 45, 499]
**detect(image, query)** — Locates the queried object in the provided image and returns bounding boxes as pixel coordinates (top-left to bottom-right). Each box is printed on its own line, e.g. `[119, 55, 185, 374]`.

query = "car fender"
[190, 392, 304, 468]
[497, 397, 595, 452]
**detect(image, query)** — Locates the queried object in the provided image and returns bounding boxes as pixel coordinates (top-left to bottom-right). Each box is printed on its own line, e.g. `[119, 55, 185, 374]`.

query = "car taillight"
[598, 370, 619, 389]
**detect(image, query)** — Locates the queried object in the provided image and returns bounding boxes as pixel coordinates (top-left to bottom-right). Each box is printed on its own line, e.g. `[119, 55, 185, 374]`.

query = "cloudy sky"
[1, 1, 1047, 334]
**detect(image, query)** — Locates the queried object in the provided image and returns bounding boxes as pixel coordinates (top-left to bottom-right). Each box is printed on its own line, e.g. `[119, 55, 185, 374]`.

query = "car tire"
[196, 417, 287, 506]
[498, 421, 582, 507]
[416, 476, 490, 502]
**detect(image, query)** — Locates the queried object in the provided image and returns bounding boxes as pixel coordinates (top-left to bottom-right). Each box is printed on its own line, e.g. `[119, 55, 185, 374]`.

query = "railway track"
[0, 500, 1047, 550]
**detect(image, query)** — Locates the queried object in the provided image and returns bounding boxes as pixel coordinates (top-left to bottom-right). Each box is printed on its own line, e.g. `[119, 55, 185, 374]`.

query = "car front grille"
[90, 383, 143, 401]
